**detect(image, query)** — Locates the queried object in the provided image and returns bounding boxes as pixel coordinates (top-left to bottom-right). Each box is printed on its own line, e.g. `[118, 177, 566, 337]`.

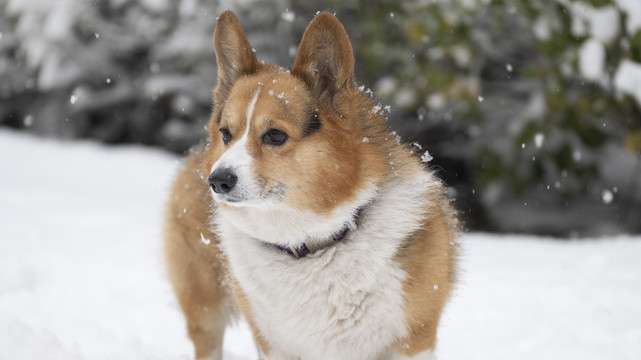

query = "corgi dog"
[164, 10, 458, 360]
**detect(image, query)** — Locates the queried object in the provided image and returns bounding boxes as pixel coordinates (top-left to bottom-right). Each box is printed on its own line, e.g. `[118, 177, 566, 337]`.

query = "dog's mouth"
[213, 190, 285, 209]
[213, 192, 268, 208]
[213, 193, 246, 206]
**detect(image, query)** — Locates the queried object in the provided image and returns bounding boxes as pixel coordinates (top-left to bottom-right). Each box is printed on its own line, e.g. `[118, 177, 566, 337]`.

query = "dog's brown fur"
[164, 11, 458, 359]
[164, 147, 229, 359]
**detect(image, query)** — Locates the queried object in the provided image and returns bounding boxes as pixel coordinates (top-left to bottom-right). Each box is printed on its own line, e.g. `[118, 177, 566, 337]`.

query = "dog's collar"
[276, 207, 363, 258]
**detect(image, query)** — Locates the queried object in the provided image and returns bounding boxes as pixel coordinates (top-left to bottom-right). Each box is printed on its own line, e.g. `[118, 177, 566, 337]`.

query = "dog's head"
[204, 11, 389, 241]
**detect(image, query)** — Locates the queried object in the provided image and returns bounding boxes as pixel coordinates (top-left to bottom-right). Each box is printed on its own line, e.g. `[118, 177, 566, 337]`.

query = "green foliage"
[319, 0, 641, 203]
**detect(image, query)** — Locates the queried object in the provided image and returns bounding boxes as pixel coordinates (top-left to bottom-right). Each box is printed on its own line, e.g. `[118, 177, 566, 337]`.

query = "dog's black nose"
[208, 168, 238, 194]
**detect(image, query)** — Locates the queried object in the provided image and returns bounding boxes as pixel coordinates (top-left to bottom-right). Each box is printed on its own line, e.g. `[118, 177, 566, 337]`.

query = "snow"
[569, 2, 620, 43]
[421, 150, 434, 163]
[532, 15, 552, 41]
[534, 133, 545, 149]
[616, 0, 641, 34]
[427, 94, 446, 110]
[394, 87, 416, 109]
[1, 129, 640, 359]
[441, 234, 641, 360]
[23, 115, 34, 127]
[6, 0, 84, 76]
[562, 0, 641, 106]
[139, 0, 170, 13]
[376, 76, 397, 98]
[0, 130, 254, 360]
[614, 60, 641, 105]
[589, 5, 620, 43]
[579, 39, 605, 82]
[281, 11, 295, 23]
[450, 45, 471, 67]
[200, 232, 212, 246]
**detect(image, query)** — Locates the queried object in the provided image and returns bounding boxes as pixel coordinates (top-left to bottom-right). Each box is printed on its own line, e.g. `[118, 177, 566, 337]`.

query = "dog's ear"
[213, 11, 259, 101]
[292, 12, 355, 108]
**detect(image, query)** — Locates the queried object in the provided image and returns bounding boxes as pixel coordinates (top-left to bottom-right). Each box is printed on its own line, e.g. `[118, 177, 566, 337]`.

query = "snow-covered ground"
[1, 129, 640, 360]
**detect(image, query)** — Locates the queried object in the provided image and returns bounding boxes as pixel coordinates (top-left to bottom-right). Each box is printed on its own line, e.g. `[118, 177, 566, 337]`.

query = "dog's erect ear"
[292, 12, 355, 107]
[214, 11, 259, 100]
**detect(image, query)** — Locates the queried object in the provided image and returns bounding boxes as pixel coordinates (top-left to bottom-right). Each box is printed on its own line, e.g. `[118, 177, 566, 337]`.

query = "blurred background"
[1, 0, 640, 237]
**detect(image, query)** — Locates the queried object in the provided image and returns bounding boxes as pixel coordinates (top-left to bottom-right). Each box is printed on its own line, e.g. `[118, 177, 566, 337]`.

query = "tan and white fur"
[164, 11, 458, 360]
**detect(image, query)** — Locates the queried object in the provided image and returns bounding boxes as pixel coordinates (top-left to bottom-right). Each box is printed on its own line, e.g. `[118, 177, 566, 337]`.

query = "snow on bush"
[570, 0, 641, 105]
[615, 60, 641, 105]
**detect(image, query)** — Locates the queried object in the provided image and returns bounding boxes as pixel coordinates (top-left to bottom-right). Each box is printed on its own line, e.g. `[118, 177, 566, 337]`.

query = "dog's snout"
[208, 168, 238, 194]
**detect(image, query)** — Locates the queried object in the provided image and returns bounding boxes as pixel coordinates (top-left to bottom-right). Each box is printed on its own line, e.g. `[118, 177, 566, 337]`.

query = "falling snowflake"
[24, 115, 34, 127]
[281, 11, 295, 22]
[573, 150, 582, 162]
[534, 133, 544, 148]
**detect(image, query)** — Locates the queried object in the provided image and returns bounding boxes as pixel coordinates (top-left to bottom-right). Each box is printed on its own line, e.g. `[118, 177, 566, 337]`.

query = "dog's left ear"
[292, 12, 355, 108]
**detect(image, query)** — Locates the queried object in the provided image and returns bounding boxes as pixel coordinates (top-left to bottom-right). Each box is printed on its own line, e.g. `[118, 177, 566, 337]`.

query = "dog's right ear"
[213, 11, 259, 101]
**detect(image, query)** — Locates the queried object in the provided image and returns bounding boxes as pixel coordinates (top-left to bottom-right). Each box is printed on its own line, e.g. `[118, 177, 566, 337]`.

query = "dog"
[164, 10, 458, 360]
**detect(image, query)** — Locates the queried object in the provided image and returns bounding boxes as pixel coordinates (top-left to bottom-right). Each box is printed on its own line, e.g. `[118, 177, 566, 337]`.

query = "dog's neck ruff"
[276, 207, 363, 258]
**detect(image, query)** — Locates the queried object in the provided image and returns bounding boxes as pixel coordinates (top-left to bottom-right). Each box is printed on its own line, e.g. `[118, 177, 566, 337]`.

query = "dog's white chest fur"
[225, 228, 406, 359]
[216, 173, 435, 359]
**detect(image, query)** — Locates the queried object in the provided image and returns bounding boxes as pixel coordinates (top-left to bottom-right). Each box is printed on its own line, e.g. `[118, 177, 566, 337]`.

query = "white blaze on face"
[210, 88, 262, 204]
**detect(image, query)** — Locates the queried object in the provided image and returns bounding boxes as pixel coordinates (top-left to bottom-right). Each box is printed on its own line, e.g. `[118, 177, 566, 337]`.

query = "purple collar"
[276, 207, 363, 258]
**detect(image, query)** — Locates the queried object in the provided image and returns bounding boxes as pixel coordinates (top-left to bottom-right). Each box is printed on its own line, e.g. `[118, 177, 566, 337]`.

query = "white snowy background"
[1, 129, 640, 359]
[2, 0, 641, 358]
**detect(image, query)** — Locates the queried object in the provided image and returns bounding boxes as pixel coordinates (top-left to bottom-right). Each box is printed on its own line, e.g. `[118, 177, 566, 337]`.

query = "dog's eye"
[263, 129, 288, 146]
[220, 128, 232, 145]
